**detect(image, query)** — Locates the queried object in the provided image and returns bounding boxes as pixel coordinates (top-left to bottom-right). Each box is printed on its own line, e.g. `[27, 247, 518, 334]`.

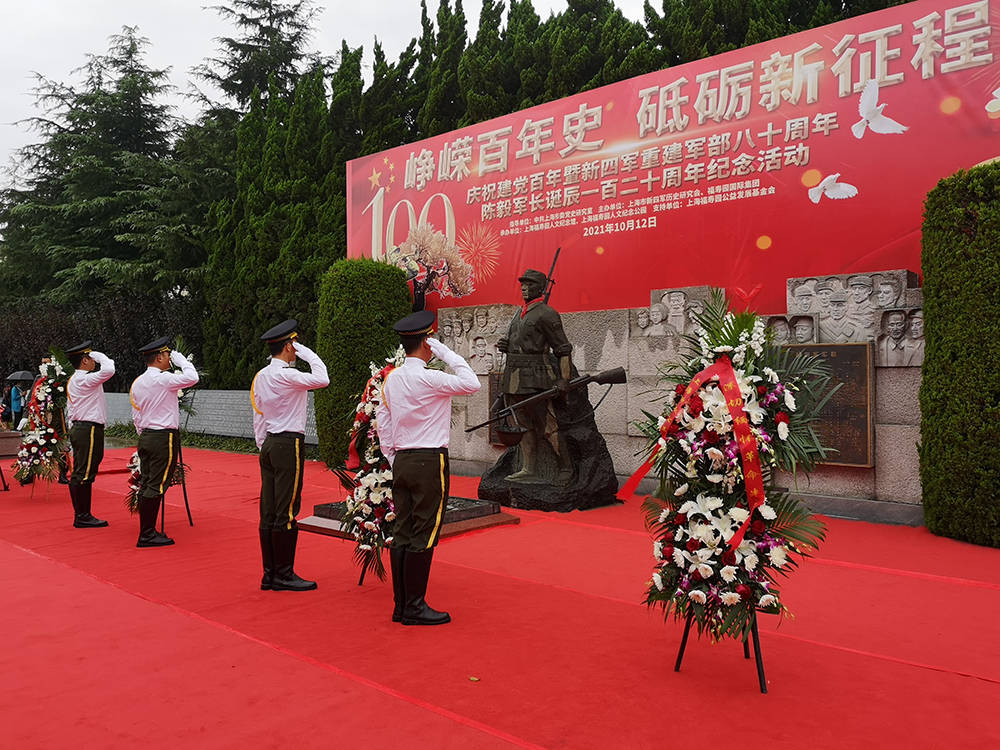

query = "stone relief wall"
[444, 269, 925, 524]
[784, 270, 924, 366]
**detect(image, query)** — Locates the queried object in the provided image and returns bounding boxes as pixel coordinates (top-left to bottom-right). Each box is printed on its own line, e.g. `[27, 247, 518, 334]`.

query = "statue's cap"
[393, 310, 435, 336]
[847, 274, 872, 288]
[518, 269, 547, 286]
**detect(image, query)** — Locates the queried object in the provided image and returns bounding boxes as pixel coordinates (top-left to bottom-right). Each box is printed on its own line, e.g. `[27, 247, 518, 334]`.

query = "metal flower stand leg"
[159, 439, 195, 535]
[674, 610, 768, 694]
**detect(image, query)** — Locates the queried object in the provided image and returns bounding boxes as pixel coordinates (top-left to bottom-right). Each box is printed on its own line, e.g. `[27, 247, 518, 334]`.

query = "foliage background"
[919, 162, 1000, 548]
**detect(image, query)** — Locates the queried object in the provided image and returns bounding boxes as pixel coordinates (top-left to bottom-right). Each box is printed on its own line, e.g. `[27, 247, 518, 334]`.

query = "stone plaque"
[785, 342, 874, 467]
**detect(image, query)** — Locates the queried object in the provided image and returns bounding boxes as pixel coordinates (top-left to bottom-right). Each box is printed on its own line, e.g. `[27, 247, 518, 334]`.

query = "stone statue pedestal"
[478, 389, 619, 512]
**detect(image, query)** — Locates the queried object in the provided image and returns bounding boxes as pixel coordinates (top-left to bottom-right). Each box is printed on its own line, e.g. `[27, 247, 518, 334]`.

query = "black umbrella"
[6, 370, 34, 381]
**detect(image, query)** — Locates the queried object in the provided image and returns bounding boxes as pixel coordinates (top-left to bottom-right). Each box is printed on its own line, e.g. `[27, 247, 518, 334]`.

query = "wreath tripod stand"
[674, 608, 768, 694]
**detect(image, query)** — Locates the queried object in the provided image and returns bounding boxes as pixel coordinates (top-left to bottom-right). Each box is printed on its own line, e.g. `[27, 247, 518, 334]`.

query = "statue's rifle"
[543, 247, 560, 304]
[465, 367, 627, 434]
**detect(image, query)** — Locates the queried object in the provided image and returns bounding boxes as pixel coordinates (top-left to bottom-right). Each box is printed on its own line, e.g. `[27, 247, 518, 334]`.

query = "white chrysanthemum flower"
[688, 590, 707, 604]
[758, 504, 777, 520]
[706, 447, 725, 466]
[696, 563, 714, 579]
[721, 591, 741, 606]
[657, 415, 667, 430]
[777, 421, 789, 440]
[729, 507, 750, 524]
[658, 509, 671, 523]
[385, 512, 396, 522]
[706, 473, 724, 484]
[679, 493, 723, 519]
[674, 483, 689, 496]
[720, 565, 738, 583]
[758, 594, 777, 608]
[744, 553, 759, 571]
[653, 541, 663, 559]
[358, 544, 373, 551]
[672, 547, 685, 566]
[784, 390, 797, 411]
[768, 546, 788, 567]
[652, 572, 665, 591]
[713, 345, 734, 353]
[363, 521, 377, 531]
[674, 528, 684, 543]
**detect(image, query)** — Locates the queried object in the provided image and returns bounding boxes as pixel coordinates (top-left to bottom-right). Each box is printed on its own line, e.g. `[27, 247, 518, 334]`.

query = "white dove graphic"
[808, 173, 858, 204]
[851, 79, 908, 138]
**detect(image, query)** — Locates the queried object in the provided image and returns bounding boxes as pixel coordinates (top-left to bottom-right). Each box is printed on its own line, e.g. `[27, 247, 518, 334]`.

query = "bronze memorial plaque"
[784, 342, 874, 467]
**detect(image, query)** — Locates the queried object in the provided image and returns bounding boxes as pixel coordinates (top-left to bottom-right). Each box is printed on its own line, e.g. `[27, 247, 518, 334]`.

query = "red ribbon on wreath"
[618, 355, 765, 550]
[346, 364, 395, 470]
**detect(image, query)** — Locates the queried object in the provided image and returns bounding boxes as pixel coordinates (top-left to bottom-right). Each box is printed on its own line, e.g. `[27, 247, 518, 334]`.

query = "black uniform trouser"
[392, 448, 449, 551]
[137, 428, 179, 499]
[259, 432, 305, 532]
[69, 422, 104, 485]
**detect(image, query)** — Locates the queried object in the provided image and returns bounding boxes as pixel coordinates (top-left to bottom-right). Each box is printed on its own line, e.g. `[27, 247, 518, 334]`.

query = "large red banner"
[347, 0, 1000, 314]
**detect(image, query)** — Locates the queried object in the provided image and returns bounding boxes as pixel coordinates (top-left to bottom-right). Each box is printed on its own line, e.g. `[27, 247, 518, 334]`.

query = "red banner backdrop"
[347, 0, 1000, 314]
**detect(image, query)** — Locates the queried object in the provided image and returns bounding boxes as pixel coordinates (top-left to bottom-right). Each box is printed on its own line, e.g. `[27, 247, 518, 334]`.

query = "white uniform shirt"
[251, 344, 330, 448]
[67, 352, 116, 425]
[130, 353, 199, 432]
[376, 340, 480, 466]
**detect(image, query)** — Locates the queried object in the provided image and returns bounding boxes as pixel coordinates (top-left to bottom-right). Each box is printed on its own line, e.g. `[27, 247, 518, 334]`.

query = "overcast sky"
[1, 0, 647, 186]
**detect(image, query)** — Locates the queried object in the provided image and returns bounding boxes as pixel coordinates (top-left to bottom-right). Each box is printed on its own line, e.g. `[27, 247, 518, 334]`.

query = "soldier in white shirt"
[65, 341, 116, 528]
[130, 337, 199, 547]
[376, 311, 480, 625]
[251, 319, 329, 592]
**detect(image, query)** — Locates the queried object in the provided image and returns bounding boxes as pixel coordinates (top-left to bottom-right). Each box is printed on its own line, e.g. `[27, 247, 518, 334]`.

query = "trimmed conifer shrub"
[314, 258, 412, 469]
[919, 162, 1000, 547]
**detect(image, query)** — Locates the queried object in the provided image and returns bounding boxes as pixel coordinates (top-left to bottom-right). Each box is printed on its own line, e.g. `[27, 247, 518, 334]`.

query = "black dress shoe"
[74, 513, 109, 528]
[137, 530, 175, 547]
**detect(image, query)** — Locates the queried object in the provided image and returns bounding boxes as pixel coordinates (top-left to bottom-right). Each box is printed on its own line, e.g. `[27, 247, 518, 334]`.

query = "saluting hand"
[426, 337, 450, 359]
[169, 350, 187, 367]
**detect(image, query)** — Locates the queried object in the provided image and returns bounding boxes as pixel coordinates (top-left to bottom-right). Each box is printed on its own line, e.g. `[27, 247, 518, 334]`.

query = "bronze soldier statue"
[497, 269, 573, 485]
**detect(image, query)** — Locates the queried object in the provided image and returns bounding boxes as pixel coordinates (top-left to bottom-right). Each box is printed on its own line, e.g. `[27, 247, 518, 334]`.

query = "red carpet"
[1, 447, 998, 749]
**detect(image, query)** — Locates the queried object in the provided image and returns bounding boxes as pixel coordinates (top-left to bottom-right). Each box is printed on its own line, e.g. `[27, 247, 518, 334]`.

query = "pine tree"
[0, 27, 175, 304]
[194, 0, 330, 111]
[360, 40, 417, 155]
[418, 0, 469, 138]
[458, 0, 509, 126]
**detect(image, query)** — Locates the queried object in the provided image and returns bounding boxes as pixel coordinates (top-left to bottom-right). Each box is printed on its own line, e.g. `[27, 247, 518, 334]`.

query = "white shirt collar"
[402, 357, 427, 369]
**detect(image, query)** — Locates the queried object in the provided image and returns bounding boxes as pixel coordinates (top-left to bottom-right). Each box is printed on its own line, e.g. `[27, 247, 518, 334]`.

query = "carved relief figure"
[819, 290, 858, 343]
[791, 278, 817, 313]
[634, 307, 650, 335]
[905, 309, 924, 366]
[661, 290, 688, 334]
[646, 303, 668, 336]
[877, 310, 909, 366]
[790, 315, 816, 343]
[847, 274, 876, 338]
[767, 316, 791, 344]
[875, 276, 902, 308]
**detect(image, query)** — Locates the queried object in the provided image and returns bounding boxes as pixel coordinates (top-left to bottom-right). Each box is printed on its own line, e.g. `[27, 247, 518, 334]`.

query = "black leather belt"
[267, 431, 304, 439]
[397, 447, 447, 455]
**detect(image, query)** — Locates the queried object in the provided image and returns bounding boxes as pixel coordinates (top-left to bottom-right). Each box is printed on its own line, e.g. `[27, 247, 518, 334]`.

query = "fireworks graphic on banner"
[457, 223, 502, 283]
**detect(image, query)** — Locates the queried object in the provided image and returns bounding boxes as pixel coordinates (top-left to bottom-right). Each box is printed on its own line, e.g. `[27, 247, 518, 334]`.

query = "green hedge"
[919, 163, 1000, 547]
[314, 258, 412, 469]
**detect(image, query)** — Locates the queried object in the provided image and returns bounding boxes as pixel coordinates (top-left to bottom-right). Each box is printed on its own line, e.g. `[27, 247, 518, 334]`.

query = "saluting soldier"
[376, 311, 480, 625]
[130, 337, 199, 547]
[251, 320, 329, 592]
[65, 341, 115, 528]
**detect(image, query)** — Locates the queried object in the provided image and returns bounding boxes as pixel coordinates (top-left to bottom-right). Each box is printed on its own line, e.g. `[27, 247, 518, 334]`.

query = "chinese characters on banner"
[347, 0, 998, 313]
